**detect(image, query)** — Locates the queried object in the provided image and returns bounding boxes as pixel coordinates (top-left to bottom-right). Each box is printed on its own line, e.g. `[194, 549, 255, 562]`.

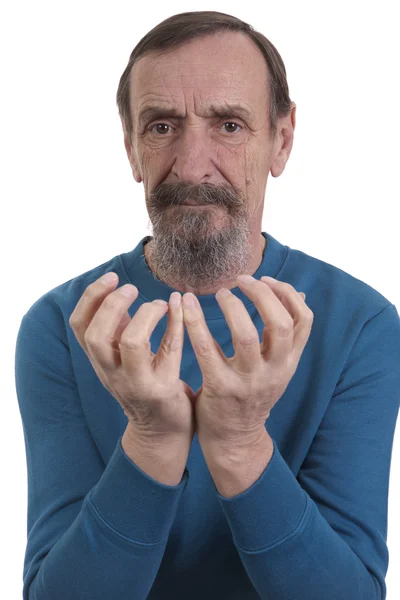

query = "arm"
[200, 303, 400, 600]
[15, 314, 189, 600]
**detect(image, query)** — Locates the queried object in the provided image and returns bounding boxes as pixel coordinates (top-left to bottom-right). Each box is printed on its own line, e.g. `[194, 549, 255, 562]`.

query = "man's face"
[124, 31, 295, 293]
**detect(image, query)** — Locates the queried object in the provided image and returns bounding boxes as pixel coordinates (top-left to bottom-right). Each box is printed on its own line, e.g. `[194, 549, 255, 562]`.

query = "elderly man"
[16, 10, 399, 600]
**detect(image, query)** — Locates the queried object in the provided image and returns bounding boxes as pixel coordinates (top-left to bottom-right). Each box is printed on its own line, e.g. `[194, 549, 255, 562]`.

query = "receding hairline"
[130, 29, 269, 88]
[117, 21, 292, 142]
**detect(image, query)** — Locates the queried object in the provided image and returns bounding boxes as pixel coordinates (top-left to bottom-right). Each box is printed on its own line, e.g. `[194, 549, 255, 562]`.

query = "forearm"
[121, 421, 192, 486]
[26, 434, 191, 600]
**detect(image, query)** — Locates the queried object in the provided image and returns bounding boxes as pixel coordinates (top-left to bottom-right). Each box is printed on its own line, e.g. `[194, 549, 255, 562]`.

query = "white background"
[1, 1, 399, 598]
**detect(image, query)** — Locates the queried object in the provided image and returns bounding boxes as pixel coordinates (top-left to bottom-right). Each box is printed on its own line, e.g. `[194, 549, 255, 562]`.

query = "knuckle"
[306, 309, 314, 322]
[85, 329, 117, 350]
[238, 332, 259, 348]
[84, 329, 101, 349]
[185, 313, 203, 327]
[159, 334, 181, 354]
[275, 320, 293, 337]
[193, 338, 212, 355]
[119, 333, 146, 351]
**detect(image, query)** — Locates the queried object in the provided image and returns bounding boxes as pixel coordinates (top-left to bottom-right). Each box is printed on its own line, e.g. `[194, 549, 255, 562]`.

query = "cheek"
[215, 144, 248, 184]
[141, 149, 169, 181]
[243, 145, 263, 188]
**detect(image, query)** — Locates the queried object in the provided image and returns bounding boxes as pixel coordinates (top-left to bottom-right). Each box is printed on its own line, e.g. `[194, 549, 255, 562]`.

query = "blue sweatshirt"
[15, 231, 400, 600]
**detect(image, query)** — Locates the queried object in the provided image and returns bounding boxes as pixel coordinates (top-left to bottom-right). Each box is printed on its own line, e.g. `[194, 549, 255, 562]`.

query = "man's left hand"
[181, 275, 314, 450]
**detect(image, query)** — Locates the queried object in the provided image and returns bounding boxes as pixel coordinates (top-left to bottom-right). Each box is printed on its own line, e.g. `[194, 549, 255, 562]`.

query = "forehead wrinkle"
[137, 100, 256, 128]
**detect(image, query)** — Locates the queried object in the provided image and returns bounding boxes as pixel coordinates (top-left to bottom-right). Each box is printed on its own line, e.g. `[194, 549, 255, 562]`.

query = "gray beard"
[144, 181, 260, 293]
[144, 209, 254, 292]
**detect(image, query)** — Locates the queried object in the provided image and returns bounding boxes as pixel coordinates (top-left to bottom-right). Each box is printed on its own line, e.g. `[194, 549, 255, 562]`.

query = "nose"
[171, 126, 214, 185]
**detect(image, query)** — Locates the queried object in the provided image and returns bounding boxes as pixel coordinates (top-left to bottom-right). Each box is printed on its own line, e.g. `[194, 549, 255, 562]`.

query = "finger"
[236, 276, 294, 364]
[117, 298, 170, 376]
[260, 277, 314, 363]
[152, 292, 185, 376]
[84, 282, 141, 370]
[69, 272, 121, 352]
[182, 293, 226, 374]
[215, 289, 261, 374]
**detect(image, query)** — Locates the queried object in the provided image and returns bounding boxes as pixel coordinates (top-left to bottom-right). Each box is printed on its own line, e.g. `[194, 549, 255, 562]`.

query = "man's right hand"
[69, 272, 197, 445]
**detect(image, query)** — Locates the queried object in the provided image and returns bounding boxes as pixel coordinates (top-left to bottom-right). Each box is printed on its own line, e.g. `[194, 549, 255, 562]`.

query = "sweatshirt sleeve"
[214, 303, 400, 600]
[15, 314, 189, 600]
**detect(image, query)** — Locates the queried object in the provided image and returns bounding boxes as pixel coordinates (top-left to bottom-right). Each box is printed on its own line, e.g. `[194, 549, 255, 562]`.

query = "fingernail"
[153, 299, 168, 306]
[217, 287, 231, 298]
[120, 284, 136, 297]
[183, 294, 196, 307]
[261, 276, 277, 283]
[237, 274, 255, 285]
[170, 293, 181, 307]
[100, 272, 118, 284]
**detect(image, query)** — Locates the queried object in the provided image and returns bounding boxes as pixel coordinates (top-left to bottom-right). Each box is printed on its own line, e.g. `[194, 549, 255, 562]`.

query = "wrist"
[121, 422, 191, 487]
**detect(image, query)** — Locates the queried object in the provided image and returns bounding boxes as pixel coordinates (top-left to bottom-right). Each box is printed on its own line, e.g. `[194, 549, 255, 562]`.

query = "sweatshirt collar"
[120, 231, 289, 320]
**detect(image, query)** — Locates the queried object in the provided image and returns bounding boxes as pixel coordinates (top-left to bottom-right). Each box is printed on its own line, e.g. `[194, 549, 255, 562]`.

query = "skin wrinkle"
[123, 31, 296, 296]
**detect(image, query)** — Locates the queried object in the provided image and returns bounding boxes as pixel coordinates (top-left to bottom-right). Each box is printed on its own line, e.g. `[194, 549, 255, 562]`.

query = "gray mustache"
[149, 183, 241, 208]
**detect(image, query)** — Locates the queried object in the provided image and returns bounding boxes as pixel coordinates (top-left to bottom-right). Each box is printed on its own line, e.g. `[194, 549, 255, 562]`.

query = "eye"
[222, 122, 242, 134]
[148, 123, 170, 135]
[147, 121, 243, 135]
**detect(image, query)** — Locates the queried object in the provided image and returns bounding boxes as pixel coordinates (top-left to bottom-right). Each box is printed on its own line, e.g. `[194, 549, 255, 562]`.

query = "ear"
[270, 103, 296, 178]
[122, 121, 142, 184]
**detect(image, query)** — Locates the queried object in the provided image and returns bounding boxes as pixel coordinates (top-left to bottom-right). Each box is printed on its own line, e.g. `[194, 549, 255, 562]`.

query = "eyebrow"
[137, 103, 255, 127]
